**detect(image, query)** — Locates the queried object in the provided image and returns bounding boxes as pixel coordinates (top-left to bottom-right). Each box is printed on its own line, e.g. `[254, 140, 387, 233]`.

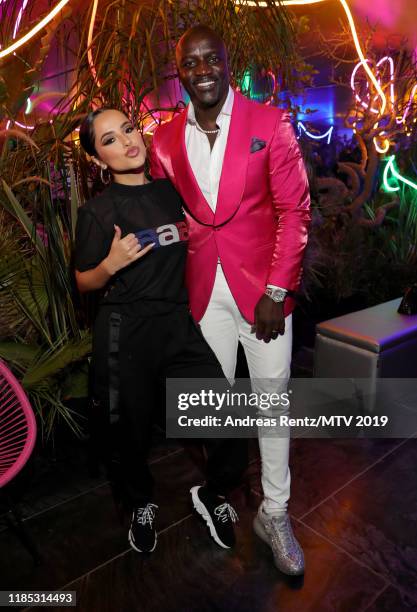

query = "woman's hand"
[103, 224, 154, 275]
[75, 225, 154, 293]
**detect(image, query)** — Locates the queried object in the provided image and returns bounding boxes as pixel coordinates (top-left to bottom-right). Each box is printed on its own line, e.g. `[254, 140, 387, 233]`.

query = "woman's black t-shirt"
[75, 179, 189, 316]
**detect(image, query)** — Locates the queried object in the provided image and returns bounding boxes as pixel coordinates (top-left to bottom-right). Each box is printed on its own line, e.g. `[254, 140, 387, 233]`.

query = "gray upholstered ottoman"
[314, 298, 417, 380]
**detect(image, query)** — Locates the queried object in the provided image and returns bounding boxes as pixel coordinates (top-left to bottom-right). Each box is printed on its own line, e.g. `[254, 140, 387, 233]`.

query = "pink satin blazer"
[149, 91, 311, 324]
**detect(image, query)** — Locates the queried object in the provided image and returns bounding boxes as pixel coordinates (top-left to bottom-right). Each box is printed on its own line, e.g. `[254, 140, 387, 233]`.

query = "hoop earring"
[100, 166, 111, 185]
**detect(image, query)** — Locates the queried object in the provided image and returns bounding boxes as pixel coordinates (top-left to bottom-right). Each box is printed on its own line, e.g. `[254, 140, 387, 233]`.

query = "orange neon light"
[0, 0, 71, 60]
[337, 0, 388, 151]
[235, 0, 386, 117]
[374, 139, 390, 154]
[87, 0, 101, 87]
[235, 0, 390, 152]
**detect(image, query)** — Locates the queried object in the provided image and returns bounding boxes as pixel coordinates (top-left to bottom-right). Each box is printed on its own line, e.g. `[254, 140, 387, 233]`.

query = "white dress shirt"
[184, 87, 286, 295]
[185, 86, 234, 212]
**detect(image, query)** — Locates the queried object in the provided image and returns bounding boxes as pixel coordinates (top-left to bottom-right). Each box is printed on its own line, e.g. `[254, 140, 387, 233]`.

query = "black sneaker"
[190, 485, 238, 549]
[128, 503, 158, 553]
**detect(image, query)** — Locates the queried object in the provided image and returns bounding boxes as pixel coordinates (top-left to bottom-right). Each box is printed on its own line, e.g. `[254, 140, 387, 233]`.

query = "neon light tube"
[339, 0, 386, 117]
[235, 0, 388, 152]
[351, 56, 395, 115]
[297, 121, 333, 144]
[383, 155, 417, 192]
[378, 56, 395, 111]
[5, 118, 35, 130]
[0, 0, 71, 59]
[14, 120, 35, 130]
[13, 0, 29, 40]
[237, 0, 386, 124]
[397, 84, 417, 124]
[374, 137, 390, 154]
[87, 0, 101, 86]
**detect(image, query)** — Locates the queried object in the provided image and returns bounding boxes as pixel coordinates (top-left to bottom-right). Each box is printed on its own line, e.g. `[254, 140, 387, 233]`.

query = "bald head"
[175, 25, 230, 111]
[176, 25, 227, 63]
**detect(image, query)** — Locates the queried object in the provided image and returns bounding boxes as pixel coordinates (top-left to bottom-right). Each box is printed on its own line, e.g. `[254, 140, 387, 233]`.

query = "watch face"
[266, 288, 286, 302]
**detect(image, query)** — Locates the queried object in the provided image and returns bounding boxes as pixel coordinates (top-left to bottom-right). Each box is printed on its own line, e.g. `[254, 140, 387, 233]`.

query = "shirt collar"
[187, 86, 234, 125]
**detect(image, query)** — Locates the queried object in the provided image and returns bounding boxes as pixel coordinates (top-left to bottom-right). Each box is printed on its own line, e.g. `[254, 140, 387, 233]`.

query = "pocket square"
[250, 137, 266, 153]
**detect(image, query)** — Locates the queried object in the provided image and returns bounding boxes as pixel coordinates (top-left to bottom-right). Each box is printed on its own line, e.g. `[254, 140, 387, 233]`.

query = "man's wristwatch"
[265, 286, 287, 303]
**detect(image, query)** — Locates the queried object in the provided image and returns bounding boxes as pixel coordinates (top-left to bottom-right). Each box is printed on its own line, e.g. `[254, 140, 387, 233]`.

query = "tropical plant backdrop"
[1, 0, 416, 438]
[0, 0, 311, 438]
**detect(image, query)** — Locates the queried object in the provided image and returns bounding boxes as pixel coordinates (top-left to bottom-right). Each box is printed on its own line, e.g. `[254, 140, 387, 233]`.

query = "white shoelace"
[135, 503, 158, 526]
[214, 502, 239, 524]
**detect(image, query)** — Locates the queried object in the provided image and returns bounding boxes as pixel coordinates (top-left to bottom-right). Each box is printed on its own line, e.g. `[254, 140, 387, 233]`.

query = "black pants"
[90, 303, 248, 508]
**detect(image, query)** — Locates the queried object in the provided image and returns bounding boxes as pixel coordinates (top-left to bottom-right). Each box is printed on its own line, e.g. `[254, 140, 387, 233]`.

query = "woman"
[75, 108, 246, 554]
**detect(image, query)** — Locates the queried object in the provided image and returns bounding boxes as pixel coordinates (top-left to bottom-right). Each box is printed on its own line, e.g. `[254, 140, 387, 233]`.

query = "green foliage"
[306, 188, 417, 308]
[0, 163, 91, 440]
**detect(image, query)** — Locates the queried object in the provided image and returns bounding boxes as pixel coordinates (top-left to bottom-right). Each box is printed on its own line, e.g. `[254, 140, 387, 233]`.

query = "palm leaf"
[0, 342, 39, 369]
[69, 162, 80, 241]
[22, 332, 92, 389]
[0, 180, 46, 258]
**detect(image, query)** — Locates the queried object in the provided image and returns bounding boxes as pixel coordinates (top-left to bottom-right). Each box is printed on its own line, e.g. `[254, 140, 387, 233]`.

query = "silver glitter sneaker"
[253, 507, 305, 575]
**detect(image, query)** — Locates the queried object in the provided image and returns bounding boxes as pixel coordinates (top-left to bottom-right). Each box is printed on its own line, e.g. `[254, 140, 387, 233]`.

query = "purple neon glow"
[351, 54, 417, 129]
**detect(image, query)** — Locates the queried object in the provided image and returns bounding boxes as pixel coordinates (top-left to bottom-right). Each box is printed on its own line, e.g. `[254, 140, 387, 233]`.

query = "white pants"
[199, 264, 292, 514]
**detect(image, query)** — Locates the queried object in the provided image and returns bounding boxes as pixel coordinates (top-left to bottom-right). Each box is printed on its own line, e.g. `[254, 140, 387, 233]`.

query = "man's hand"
[252, 294, 285, 342]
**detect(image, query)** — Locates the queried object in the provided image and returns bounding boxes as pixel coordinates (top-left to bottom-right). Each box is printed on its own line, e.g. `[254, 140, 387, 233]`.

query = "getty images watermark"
[166, 378, 417, 438]
[177, 388, 291, 411]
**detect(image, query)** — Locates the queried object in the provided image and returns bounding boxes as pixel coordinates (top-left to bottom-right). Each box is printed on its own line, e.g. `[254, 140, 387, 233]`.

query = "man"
[150, 25, 310, 575]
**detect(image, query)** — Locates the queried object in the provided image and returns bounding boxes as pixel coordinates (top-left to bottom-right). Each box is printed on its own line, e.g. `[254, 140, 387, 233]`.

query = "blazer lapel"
[171, 109, 214, 225]
[214, 92, 252, 227]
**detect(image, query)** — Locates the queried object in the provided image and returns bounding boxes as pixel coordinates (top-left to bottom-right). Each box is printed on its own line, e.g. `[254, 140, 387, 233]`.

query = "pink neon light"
[352, 55, 417, 129]
[14, 120, 35, 130]
[13, 0, 29, 40]
[351, 56, 395, 115]
[5, 119, 35, 130]
[377, 56, 395, 111]
[398, 84, 417, 124]
[351, 59, 371, 109]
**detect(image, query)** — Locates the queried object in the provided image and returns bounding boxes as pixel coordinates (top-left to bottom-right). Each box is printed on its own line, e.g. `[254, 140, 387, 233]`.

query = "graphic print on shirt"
[135, 220, 188, 249]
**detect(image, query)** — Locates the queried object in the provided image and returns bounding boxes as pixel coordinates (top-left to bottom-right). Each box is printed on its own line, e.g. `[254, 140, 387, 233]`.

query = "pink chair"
[0, 359, 41, 563]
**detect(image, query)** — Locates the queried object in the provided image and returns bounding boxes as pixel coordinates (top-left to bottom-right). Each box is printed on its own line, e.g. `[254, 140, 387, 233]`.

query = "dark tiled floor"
[2, 434, 417, 611]
[299, 439, 417, 601]
[365, 586, 417, 611]
[63, 506, 388, 612]
[1, 345, 417, 610]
